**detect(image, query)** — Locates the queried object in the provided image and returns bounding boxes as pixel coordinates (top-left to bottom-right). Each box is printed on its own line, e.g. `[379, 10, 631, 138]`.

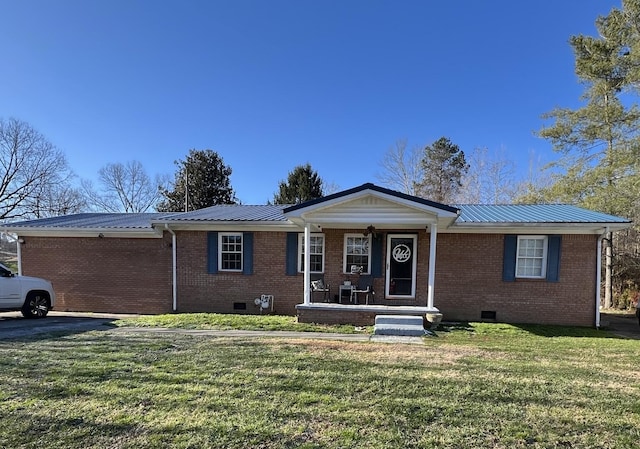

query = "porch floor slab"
[296, 303, 440, 326]
[297, 303, 439, 314]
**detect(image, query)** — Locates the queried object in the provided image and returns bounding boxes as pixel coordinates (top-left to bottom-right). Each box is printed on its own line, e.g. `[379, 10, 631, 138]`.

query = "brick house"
[4, 183, 631, 327]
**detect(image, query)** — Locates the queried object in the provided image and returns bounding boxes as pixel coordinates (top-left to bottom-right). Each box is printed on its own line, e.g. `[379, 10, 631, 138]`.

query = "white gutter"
[595, 227, 608, 328]
[164, 224, 177, 312]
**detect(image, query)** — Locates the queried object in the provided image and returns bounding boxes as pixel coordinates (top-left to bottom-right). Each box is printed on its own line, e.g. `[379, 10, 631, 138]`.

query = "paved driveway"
[600, 311, 640, 339]
[0, 311, 135, 340]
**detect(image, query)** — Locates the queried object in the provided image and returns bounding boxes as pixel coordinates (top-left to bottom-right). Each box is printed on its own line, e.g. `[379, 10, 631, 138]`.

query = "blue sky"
[0, 0, 620, 205]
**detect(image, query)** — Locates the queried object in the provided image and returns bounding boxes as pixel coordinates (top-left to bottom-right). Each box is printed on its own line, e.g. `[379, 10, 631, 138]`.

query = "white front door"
[385, 234, 417, 299]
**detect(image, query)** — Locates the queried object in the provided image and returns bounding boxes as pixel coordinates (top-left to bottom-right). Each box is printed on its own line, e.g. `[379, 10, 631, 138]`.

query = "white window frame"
[343, 234, 372, 274]
[219, 232, 243, 272]
[298, 233, 325, 273]
[515, 235, 548, 279]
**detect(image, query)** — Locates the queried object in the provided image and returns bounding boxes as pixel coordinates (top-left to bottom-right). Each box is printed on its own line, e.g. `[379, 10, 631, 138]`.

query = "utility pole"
[184, 168, 189, 213]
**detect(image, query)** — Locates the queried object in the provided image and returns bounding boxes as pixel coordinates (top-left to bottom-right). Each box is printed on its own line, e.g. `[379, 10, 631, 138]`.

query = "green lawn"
[114, 312, 369, 334]
[1, 321, 639, 448]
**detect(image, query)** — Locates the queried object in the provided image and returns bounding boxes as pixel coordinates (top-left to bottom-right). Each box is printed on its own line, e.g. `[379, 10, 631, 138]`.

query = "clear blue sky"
[0, 0, 620, 205]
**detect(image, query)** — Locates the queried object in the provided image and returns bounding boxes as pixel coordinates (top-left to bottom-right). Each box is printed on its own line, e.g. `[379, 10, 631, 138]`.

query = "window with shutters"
[515, 236, 547, 279]
[219, 233, 243, 272]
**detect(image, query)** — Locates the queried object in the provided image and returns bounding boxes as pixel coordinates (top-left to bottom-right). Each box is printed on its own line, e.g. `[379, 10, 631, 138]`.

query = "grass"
[1, 320, 639, 448]
[114, 313, 370, 334]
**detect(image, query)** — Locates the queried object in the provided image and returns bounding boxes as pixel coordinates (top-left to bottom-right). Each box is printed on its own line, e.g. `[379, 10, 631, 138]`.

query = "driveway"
[0, 311, 137, 340]
[600, 311, 640, 339]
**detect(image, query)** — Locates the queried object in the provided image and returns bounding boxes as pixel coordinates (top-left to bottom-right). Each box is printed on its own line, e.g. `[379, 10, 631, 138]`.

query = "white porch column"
[303, 223, 311, 305]
[427, 223, 438, 309]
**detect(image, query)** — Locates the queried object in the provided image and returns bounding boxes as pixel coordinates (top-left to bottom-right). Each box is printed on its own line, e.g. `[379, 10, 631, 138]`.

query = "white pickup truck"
[0, 263, 55, 318]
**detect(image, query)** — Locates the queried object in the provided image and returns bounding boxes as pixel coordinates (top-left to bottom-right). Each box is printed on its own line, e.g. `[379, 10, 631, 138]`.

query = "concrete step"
[373, 324, 426, 336]
[374, 314, 425, 336]
[374, 314, 424, 327]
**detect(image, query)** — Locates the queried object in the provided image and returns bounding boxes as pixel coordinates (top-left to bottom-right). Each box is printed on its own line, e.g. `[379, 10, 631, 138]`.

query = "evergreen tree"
[415, 137, 468, 203]
[158, 149, 236, 212]
[273, 164, 323, 205]
[535, 0, 640, 307]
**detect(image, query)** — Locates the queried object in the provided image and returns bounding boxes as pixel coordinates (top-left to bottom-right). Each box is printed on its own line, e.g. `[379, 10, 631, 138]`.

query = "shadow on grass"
[0, 317, 118, 343]
[431, 320, 627, 339]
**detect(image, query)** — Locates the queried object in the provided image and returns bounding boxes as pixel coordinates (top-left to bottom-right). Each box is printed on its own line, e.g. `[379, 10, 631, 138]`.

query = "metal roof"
[2, 202, 631, 233]
[4, 213, 172, 229]
[455, 204, 630, 224]
[155, 204, 290, 222]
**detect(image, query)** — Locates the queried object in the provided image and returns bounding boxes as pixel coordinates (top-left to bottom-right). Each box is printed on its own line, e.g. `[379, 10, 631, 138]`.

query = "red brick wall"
[296, 307, 429, 326]
[18, 230, 600, 326]
[434, 233, 598, 326]
[175, 231, 302, 314]
[20, 235, 173, 313]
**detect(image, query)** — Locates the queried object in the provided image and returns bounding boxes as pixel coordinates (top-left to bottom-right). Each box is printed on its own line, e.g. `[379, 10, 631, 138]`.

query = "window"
[298, 234, 325, 273]
[515, 236, 547, 278]
[344, 234, 371, 274]
[219, 233, 243, 271]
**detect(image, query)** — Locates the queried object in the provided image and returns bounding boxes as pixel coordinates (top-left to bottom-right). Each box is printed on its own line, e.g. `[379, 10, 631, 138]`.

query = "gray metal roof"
[4, 213, 173, 229]
[156, 204, 290, 222]
[2, 203, 631, 232]
[455, 204, 630, 224]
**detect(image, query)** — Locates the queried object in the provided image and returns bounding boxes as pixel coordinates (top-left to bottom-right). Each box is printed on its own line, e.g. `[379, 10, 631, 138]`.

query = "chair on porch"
[351, 275, 374, 305]
[310, 274, 331, 303]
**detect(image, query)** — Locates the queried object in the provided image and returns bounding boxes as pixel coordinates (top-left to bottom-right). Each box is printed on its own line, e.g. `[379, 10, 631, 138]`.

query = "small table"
[339, 285, 354, 304]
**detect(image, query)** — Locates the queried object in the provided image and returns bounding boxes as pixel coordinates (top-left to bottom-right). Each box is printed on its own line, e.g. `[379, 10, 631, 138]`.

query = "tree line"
[2, 1, 640, 307]
[0, 117, 532, 219]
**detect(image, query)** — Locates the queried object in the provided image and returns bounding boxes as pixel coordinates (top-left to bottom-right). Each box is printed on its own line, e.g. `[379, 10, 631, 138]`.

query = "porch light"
[363, 225, 376, 237]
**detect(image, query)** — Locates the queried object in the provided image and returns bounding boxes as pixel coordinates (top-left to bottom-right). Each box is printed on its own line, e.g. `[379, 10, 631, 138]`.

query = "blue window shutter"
[242, 232, 254, 275]
[546, 235, 562, 282]
[207, 231, 218, 274]
[286, 232, 298, 275]
[503, 235, 517, 282]
[371, 234, 383, 278]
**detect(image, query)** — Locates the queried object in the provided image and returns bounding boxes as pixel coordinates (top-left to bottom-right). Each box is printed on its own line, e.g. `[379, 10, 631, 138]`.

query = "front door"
[385, 234, 417, 299]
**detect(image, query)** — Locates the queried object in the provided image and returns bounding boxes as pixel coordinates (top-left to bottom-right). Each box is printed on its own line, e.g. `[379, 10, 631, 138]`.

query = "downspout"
[595, 227, 609, 328]
[164, 224, 177, 312]
[16, 236, 23, 276]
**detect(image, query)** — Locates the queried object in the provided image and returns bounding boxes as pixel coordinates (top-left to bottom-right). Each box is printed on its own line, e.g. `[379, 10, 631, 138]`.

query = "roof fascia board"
[288, 190, 458, 219]
[443, 222, 630, 234]
[156, 222, 300, 232]
[5, 228, 163, 238]
[305, 216, 438, 226]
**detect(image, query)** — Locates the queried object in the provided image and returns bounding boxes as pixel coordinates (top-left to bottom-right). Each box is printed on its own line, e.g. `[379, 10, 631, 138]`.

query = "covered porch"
[283, 184, 459, 326]
[296, 303, 440, 326]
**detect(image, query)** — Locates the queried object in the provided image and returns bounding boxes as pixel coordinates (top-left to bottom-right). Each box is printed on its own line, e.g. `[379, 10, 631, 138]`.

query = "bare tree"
[83, 160, 168, 212]
[0, 118, 73, 220]
[457, 147, 518, 204]
[27, 182, 86, 218]
[321, 180, 341, 196]
[376, 140, 423, 195]
[513, 150, 555, 204]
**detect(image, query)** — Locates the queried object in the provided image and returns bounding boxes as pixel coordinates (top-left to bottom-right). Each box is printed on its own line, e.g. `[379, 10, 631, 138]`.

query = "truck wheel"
[21, 292, 50, 318]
